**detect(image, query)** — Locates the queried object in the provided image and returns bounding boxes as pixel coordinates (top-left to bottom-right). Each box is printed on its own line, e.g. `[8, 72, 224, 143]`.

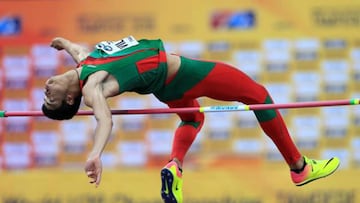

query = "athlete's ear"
[65, 94, 75, 105]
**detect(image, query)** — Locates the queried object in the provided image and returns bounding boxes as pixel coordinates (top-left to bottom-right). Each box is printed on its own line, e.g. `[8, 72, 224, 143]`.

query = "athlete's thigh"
[184, 62, 267, 103]
[165, 98, 203, 122]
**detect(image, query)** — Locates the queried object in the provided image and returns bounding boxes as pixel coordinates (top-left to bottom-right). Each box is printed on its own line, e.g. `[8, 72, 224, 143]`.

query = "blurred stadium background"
[1, 0, 360, 202]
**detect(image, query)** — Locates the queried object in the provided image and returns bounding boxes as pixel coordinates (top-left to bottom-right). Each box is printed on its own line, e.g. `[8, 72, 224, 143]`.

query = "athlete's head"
[42, 96, 82, 120]
[41, 75, 82, 120]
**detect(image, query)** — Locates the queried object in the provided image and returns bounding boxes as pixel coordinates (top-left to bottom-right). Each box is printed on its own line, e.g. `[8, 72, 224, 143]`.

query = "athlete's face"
[43, 77, 67, 110]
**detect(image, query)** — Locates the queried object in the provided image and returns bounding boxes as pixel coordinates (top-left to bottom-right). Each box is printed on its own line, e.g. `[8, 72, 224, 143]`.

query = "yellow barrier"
[0, 165, 358, 203]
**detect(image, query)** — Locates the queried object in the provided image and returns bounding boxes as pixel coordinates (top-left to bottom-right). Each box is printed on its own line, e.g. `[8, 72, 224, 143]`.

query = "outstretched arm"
[50, 37, 90, 64]
[82, 71, 113, 187]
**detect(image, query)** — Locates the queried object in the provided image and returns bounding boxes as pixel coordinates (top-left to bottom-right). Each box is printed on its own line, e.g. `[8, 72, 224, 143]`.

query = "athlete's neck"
[65, 69, 81, 96]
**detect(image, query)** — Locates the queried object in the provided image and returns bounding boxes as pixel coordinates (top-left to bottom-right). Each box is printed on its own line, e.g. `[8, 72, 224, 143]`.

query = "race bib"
[95, 36, 139, 54]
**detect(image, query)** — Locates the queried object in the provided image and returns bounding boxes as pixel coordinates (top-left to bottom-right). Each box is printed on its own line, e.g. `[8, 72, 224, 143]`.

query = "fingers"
[95, 172, 102, 187]
[86, 171, 97, 183]
[84, 157, 102, 187]
[86, 170, 101, 187]
[50, 37, 65, 50]
[50, 42, 64, 50]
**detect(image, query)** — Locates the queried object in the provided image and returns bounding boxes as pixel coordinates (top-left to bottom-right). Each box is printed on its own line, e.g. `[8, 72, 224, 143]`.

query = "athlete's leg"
[161, 57, 339, 188]
[181, 58, 301, 166]
[160, 99, 204, 203]
[165, 99, 205, 166]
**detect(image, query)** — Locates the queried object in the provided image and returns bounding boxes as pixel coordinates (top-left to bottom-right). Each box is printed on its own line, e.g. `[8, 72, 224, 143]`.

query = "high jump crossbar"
[0, 98, 359, 118]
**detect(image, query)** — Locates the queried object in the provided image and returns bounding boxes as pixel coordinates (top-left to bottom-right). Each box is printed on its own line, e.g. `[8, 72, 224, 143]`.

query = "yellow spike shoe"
[291, 156, 340, 186]
[161, 161, 183, 203]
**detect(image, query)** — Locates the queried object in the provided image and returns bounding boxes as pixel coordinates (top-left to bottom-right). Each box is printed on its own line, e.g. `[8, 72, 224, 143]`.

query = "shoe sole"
[161, 168, 178, 203]
[295, 162, 340, 187]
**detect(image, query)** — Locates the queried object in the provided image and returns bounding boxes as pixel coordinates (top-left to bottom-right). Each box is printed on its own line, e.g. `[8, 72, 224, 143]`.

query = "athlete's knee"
[179, 112, 204, 130]
[255, 83, 271, 102]
[254, 95, 277, 122]
[195, 112, 205, 127]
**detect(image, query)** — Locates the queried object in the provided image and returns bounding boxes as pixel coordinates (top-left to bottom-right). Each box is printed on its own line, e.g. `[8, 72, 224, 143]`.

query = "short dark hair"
[42, 95, 82, 120]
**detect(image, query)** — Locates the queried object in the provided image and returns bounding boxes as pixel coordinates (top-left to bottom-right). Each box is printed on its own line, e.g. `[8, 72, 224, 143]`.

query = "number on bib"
[95, 36, 139, 54]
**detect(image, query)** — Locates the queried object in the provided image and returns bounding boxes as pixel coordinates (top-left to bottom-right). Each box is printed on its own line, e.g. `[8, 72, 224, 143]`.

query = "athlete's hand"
[84, 155, 103, 187]
[50, 37, 69, 50]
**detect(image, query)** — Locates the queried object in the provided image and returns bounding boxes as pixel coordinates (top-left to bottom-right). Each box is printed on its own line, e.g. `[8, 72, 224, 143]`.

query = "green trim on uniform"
[154, 56, 216, 102]
[254, 96, 277, 122]
[179, 121, 201, 128]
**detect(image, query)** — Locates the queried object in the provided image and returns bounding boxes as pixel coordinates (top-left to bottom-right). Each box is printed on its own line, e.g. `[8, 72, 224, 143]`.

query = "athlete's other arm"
[50, 37, 90, 63]
[82, 71, 113, 187]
